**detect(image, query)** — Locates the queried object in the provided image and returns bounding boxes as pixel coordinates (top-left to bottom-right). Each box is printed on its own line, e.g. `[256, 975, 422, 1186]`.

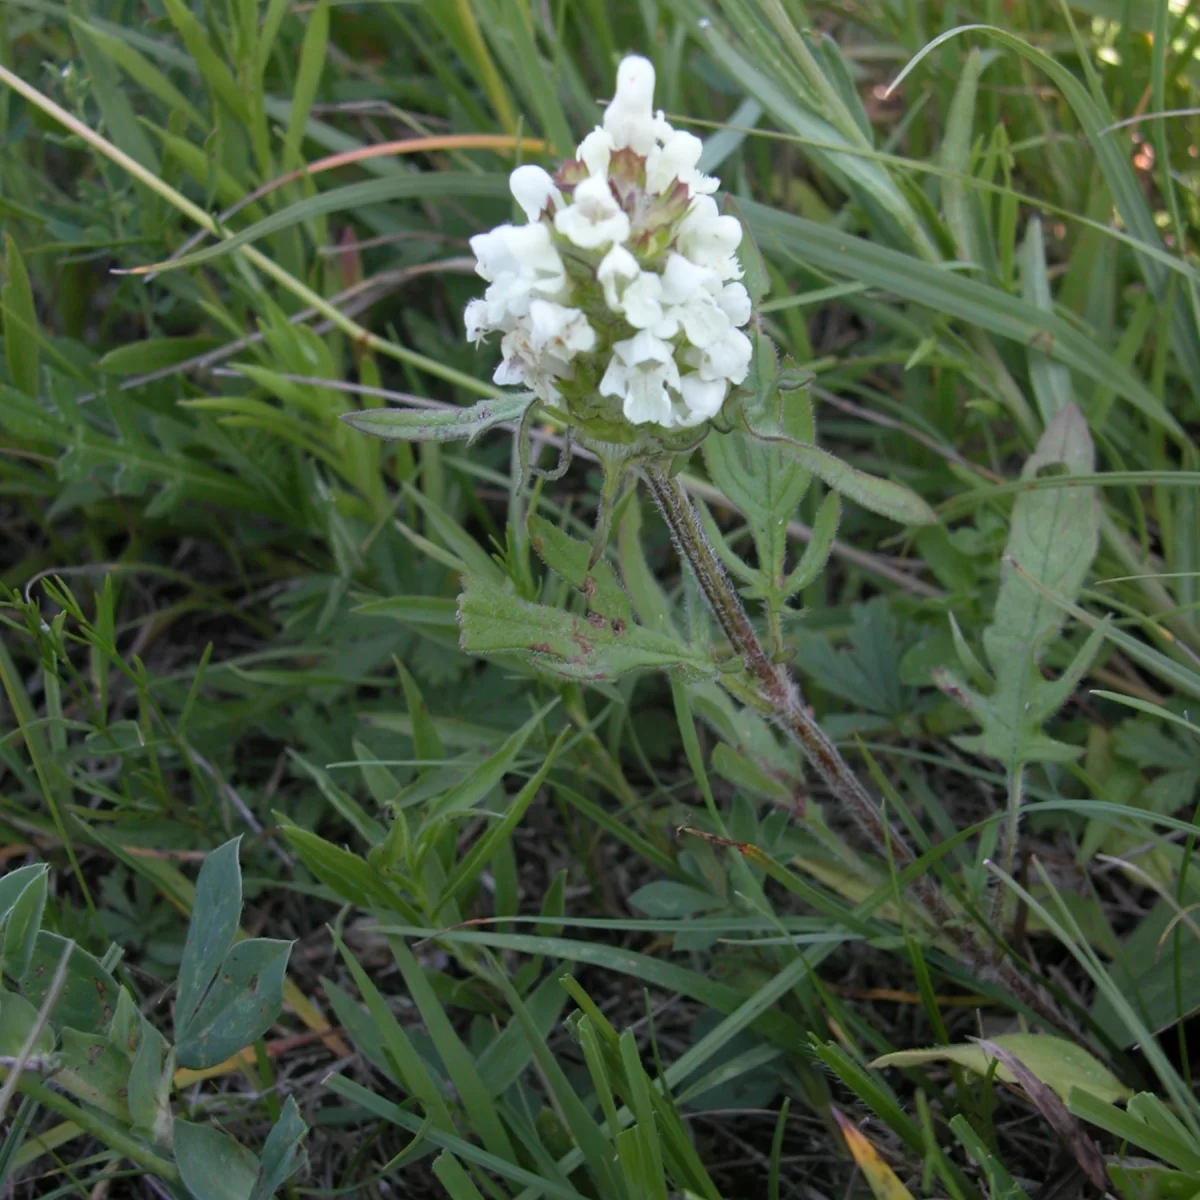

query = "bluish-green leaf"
[175, 938, 291, 1070]
[21, 934, 117, 1034]
[174, 1119, 260, 1200]
[249, 1097, 308, 1200]
[0, 864, 47, 979]
[176, 837, 243, 1041]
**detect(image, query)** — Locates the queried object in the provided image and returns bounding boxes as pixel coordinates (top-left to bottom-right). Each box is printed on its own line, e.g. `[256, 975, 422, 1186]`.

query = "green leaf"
[2, 234, 39, 397]
[1021, 218, 1075, 423]
[341, 393, 534, 445]
[135, 174, 507, 275]
[21, 934, 118, 1034]
[791, 598, 912, 720]
[529, 515, 633, 624]
[871, 1033, 1131, 1104]
[1093, 899, 1200, 1049]
[0, 989, 54, 1057]
[618, 494, 674, 634]
[435, 730, 566, 915]
[627, 881, 725, 918]
[706, 341, 815, 606]
[459, 575, 715, 681]
[388, 939, 515, 1161]
[175, 938, 291, 1070]
[160, 0, 249, 124]
[939, 48, 985, 266]
[248, 1097, 308, 1200]
[893, 21, 1200, 410]
[58, 1029, 132, 1122]
[432, 1151, 487, 1200]
[67, 0, 160, 174]
[740, 390, 935, 526]
[1069, 1090, 1200, 1175]
[940, 404, 1101, 766]
[127, 1020, 173, 1145]
[284, 0, 329, 161]
[173, 1119, 260, 1200]
[745, 200, 1188, 444]
[783, 491, 840, 595]
[279, 825, 418, 919]
[176, 838, 242, 1041]
[67, 16, 206, 128]
[949, 1115, 1032, 1200]
[98, 337, 223, 374]
[0, 864, 47, 979]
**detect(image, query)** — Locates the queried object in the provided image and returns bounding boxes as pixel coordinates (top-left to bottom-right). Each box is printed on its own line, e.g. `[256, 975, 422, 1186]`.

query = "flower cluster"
[464, 56, 753, 434]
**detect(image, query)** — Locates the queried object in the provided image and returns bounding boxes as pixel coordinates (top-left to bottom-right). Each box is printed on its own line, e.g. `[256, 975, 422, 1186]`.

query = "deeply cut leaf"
[938, 404, 1101, 766]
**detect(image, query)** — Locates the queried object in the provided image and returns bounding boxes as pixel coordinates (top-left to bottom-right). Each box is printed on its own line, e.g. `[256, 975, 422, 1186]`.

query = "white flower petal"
[622, 272, 664, 329]
[646, 130, 703, 194]
[554, 176, 631, 249]
[678, 196, 743, 266]
[702, 328, 753, 383]
[597, 244, 640, 310]
[469, 225, 520, 281]
[509, 165, 562, 221]
[678, 298, 730, 350]
[464, 298, 489, 344]
[660, 252, 715, 304]
[577, 128, 614, 178]
[679, 373, 727, 421]
[599, 356, 628, 398]
[529, 299, 595, 357]
[628, 330, 675, 366]
[717, 282, 752, 326]
[624, 372, 674, 426]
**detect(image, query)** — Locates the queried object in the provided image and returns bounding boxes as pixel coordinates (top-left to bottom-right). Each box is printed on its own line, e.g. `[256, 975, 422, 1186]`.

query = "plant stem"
[989, 763, 1025, 929]
[0, 1069, 180, 1183]
[645, 464, 1067, 1029]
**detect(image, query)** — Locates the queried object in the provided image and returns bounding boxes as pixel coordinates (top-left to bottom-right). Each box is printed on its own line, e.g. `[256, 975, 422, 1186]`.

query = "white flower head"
[463, 53, 755, 432]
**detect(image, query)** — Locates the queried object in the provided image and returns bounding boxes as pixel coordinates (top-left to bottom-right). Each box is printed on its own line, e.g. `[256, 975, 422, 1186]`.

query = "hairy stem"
[989, 763, 1025, 929]
[645, 464, 1066, 1029]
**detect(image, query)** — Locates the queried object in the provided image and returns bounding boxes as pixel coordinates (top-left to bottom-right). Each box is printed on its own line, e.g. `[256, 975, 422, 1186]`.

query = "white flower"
[464, 298, 490, 345]
[577, 129, 614, 178]
[679, 373, 728, 420]
[510, 165, 562, 221]
[602, 56, 658, 154]
[598, 244, 640, 311]
[678, 195, 744, 267]
[622, 272, 665, 329]
[601, 332, 681, 426]
[528, 299, 595, 359]
[646, 130, 717, 196]
[554, 176, 631, 250]
[696, 327, 753, 385]
[660, 252, 715, 303]
[717, 282, 752, 326]
[464, 53, 758, 426]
